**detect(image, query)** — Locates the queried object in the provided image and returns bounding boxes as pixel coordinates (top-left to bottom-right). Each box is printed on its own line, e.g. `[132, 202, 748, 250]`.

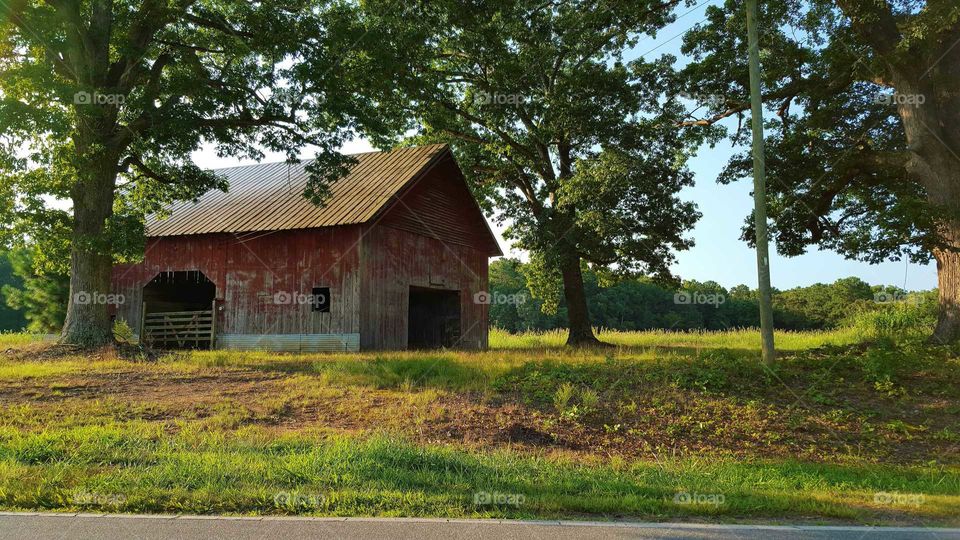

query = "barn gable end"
[375, 150, 502, 257]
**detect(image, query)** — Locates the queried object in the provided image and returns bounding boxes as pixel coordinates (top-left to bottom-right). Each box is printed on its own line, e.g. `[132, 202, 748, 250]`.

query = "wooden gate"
[140, 301, 217, 349]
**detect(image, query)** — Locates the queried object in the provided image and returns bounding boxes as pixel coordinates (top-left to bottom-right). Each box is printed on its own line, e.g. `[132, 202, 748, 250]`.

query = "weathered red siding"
[377, 157, 500, 256]
[357, 160, 492, 350]
[112, 226, 362, 337]
[358, 223, 489, 350]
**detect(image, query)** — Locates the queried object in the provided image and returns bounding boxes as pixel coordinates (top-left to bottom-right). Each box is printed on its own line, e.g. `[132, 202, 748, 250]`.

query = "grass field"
[0, 326, 958, 525]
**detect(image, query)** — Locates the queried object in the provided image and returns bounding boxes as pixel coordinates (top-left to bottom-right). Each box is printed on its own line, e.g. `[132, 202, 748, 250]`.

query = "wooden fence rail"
[140, 300, 217, 349]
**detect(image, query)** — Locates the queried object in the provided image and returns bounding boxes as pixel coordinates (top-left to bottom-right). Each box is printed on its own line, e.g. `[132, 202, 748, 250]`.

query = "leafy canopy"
[347, 0, 703, 295]
[0, 0, 387, 267]
[679, 0, 960, 263]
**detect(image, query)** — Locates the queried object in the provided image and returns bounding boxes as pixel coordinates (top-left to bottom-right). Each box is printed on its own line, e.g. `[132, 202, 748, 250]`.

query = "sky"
[626, 1, 937, 291]
[191, 1, 938, 292]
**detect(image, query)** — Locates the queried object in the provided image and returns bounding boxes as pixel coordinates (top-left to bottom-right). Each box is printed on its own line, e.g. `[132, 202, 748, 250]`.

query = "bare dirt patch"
[0, 354, 956, 465]
[0, 367, 285, 415]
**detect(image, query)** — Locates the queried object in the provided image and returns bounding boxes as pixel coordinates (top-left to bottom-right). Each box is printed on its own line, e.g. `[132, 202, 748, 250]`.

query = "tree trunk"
[559, 252, 604, 347]
[60, 154, 119, 347]
[61, 234, 114, 347]
[892, 67, 960, 345]
[932, 223, 960, 344]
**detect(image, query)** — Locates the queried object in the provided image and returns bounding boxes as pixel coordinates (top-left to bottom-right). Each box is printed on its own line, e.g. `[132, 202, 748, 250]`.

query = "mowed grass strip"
[0, 426, 956, 523]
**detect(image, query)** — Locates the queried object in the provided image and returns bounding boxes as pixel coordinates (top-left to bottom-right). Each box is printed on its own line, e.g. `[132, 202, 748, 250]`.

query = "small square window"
[312, 287, 330, 313]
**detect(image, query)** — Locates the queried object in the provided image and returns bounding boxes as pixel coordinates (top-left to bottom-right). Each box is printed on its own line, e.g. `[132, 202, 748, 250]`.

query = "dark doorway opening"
[407, 287, 460, 349]
[143, 271, 215, 313]
[142, 271, 216, 349]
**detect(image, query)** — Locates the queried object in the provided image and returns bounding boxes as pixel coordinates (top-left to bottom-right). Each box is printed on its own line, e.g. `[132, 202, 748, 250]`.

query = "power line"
[632, 0, 716, 57]
[636, 14, 712, 59]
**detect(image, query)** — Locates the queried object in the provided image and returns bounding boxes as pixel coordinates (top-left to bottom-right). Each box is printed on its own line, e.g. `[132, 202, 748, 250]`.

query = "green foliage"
[553, 383, 575, 413]
[494, 360, 606, 406]
[0, 248, 68, 333]
[578, 387, 599, 410]
[518, 253, 564, 316]
[669, 349, 769, 394]
[489, 258, 935, 333]
[844, 296, 938, 342]
[0, 251, 26, 331]
[112, 319, 135, 345]
[858, 340, 922, 397]
[678, 0, 959, 265]
[773, 277, 875, 329]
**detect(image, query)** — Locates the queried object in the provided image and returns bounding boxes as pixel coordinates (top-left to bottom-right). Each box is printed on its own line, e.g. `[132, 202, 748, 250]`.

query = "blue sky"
[623, 1, 936, 291]
[192, 2, 938, 292]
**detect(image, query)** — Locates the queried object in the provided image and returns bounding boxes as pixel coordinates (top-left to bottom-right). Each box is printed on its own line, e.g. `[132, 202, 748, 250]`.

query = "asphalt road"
[1, 513, 959, 540]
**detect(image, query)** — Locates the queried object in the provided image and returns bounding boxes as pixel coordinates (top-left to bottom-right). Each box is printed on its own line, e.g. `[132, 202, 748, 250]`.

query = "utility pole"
[746, 0, 776, 364]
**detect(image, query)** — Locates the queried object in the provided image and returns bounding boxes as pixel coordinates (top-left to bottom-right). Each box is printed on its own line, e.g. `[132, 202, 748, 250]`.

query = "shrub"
[579, 387, 599, 410]
[843, 299, 936, 342]
[553, 382, 574, 412]
[112, 319, 135, 344]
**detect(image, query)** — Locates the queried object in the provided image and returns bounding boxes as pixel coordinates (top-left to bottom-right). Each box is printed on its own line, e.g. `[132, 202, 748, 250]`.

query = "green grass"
[0, 332, 54, 349]
[0, 326, 957, 524]
[168, 327, 862, 393]
[0, 427, 955, 521]
[488, 327, 862, 351]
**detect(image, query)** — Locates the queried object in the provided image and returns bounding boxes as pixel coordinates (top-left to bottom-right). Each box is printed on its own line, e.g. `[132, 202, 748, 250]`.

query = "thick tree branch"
[183, 12, 254, 39]
[677, 101, 749, 127]
[437, 100, 538, 163]
[119, 153, 174, 184]
[835, 0, 901, 57]
[677, 72, 856, 127]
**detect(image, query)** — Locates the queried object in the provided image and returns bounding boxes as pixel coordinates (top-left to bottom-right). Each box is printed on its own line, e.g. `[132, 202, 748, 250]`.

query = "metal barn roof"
[146, 144, 450, 237]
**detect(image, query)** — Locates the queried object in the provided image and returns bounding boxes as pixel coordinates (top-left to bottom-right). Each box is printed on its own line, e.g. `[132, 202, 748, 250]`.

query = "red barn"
[111, 144, 502, 352]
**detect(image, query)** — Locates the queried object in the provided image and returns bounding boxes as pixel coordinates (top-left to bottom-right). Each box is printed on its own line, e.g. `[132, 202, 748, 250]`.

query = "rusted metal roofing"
[147, 144, 450, 237]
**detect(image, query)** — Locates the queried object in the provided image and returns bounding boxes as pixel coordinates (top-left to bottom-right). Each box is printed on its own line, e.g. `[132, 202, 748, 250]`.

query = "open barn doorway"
[407, 287, 461, 349]
[141, 270, 216, 349]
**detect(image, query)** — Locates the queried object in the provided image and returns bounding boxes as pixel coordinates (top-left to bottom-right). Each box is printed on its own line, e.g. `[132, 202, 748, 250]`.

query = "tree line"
[488, 258, 938, 333]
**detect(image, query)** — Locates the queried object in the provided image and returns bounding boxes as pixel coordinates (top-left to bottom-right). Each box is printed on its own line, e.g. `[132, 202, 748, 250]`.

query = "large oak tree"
[0, 0, 379, 346]
[679, 0, 960, 343]
[348, 0, 702, 346]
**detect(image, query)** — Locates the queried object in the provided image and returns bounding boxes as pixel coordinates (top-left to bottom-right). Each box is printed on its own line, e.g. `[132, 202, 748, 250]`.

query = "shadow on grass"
[236, 355, 491, 390]
[199, 346, 808, 400]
